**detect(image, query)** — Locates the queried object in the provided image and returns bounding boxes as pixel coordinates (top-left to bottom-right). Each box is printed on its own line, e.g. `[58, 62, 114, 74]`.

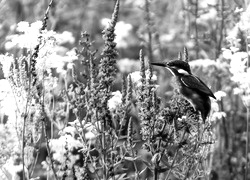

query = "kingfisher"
[151, 59, 216, 123]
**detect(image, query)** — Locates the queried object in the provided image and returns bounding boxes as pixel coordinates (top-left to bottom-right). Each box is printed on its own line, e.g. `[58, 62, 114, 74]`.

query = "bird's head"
[151, 60, 192, 76]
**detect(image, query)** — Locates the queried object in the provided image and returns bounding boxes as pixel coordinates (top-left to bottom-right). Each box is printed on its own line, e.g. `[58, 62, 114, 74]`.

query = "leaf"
[123, 156, 141, 162]
[158, 166, 170, 173]
[108, 173, 127, 180]
[139, 166, 153, 176]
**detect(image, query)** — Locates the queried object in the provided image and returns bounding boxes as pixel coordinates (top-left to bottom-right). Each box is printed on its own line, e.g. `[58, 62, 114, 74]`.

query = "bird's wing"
[180, 75, 216, 99]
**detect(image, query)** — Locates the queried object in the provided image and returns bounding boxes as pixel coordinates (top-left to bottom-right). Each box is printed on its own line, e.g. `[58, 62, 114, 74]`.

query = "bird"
[151, 59, 216, 123]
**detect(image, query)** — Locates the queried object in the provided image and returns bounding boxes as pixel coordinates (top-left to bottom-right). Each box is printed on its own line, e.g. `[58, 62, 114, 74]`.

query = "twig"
[43, 118, 58, 180]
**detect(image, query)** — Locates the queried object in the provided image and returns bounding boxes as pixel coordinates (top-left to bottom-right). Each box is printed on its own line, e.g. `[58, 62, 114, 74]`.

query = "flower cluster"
[130, 69, 157, 87]
[221, 5, 250, 107]
[108, 91, 122, 111]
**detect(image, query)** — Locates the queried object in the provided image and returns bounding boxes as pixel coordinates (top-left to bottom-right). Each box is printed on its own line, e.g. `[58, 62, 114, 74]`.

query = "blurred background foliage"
[0, 0, 250, 179]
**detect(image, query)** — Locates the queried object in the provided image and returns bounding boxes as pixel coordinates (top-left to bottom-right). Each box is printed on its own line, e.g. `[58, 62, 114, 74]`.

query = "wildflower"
[16, 21, 29, 32]
[61, 126, 77, 137]
[233, 87, 244, 95]
[6, 21, 42, 50]
[230, 52, 248, 74]
[130, 70, 157, 87]
[0, 79, 16, 117]
[210, 99, 226, 121]
[55, 31, 75, 45]
[214, 91, 226, 101]
[84, 123, 97, 140]
[211, 99, 219, 112]
[189, 59, 217, 69]
[160, 31, 176, 43]
[49, 134, 85, 167]
[239, 5, 250, 31]
[0, 54, 14, 78]
[1, 156, 29, 180]
[242, 95, 250, 108]
[66, 49, 78, 60]
[235, 7, 243, 13]
[124, 0, 145, 7]
[222, 49, 232, 60]
[108, 91, 122, 111]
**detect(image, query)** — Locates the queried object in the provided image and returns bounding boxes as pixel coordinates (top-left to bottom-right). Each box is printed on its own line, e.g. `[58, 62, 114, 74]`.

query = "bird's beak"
[151, 62, 176, 76]
[151, 62, 167, 67]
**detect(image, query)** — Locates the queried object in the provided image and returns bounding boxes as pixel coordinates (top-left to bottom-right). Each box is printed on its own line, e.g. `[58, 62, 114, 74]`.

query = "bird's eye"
[177, 69, 189, 75]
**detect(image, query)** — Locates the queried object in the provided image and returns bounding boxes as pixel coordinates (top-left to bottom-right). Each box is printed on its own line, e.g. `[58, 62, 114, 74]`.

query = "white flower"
[235, 7, 243, 13]
[130, 70, 157, 86]
[0, 54, 14, 78]
[0, 79, 16, 117]
[214, 91, 226, 101]
[211, 100, 219, 112]
[125, 0, 145, 6]
[49, 134, 84, 167]
[189, 59, 216, 69]
[66, 49, 78, 60]
[16, 21, 29, 32]
[67, 62, 74, 69]
[108, 91, 122, 111]
[62, 126, 76, 136]
[210, 99, 226, 121]
[233, 87, 243, 95]
[55, 31, 75, 45]
[239, 5, 250, 31]
[242, 95, 250, 107]
[222, 49, 232, 60]
[130, 71, 141, 84]
[44, 51, 77, 74]
[160, 31, 175, 43]
[230, 52, 247, 74]
[211, 112, 226, 121]
[84, 123, 97, 140]
[11, 21, 42, 49]
[230, 46, 240, 53]
[1, 158, 29, 180]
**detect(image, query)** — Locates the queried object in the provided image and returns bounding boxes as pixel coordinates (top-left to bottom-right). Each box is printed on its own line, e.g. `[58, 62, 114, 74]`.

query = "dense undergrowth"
[0, 0, 250, 180]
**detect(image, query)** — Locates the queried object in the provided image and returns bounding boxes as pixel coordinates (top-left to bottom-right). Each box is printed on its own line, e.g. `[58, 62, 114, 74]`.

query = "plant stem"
[216, 0, 225, 59]
[194, 0, 199, 59]
[145, 0, 154, 64]
[246, 107, 249, 180]
[245, 31, 250, 180]
[220, 100, 228, 149]
[43, 119, 58, 180]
